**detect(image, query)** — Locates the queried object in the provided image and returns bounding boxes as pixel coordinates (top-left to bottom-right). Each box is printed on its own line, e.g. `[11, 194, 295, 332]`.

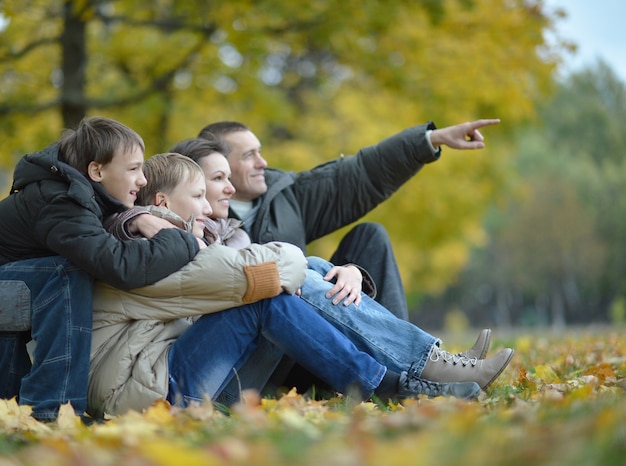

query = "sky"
[544, 0, 626, 83]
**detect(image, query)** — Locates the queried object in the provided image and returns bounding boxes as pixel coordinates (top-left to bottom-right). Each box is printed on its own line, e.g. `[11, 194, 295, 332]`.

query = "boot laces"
[402, 363, 444, 397]
[430, 346, 478, 366]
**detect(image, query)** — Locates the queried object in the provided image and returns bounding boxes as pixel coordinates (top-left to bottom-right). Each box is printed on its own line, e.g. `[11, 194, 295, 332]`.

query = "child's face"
[87, 144, 146, 208]
[198, 153, 236, 219]
[162, 172, 212, 239]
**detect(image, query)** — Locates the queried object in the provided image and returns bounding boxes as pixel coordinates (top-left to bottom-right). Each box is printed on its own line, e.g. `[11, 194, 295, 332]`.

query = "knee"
[55, 258, 93, 284]
[306, 256, 333, 274]
[349, 222, 391, 243]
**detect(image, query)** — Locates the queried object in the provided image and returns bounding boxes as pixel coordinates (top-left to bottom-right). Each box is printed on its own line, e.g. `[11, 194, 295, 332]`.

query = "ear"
[87, 161, 104, 182]
[154, 191, 168, 208]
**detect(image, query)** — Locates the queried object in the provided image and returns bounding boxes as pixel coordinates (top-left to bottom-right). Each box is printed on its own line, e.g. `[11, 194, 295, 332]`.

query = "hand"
[129, 214, 177, 239]
[429, 119, 500, 150]
[324, 265, 363, 306]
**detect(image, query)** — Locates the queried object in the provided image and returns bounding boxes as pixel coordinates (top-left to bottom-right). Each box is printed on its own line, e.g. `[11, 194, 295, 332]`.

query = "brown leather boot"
[420, 346, 514, 390]
[457, 329, 491, 359]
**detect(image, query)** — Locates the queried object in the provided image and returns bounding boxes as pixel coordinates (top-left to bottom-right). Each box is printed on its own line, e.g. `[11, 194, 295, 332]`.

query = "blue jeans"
[214, 257, 439, 406]
[0, 257, 93, 420]
[331, 222, 408, 321]
[302, 256, 438, 374]
[166, 294, 386, 406]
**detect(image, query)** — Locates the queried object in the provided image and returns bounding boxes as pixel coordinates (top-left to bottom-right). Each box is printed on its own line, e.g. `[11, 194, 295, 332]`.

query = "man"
[197, 119, 500, 395]
[198, 119, 500, 320]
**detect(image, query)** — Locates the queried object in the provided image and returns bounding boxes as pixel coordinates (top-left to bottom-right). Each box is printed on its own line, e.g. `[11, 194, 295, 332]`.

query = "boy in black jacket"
[0, 117, 203, 421]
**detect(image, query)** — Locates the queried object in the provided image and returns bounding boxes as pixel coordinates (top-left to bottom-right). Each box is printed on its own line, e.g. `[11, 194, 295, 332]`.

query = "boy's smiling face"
[158, 172, 212, 239]
[87, 144, 147, 208]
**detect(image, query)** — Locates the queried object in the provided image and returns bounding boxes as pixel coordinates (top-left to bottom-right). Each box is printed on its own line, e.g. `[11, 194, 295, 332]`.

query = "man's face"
[222, 130, 268, 202]
[88, 144, 147, 208]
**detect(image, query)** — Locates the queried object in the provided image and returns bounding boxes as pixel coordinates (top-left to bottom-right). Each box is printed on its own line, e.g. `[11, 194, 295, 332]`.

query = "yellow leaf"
[56, 402, 81, 431]
[138, 440, 221, 466]
[534, 364, 560, 383]
[515, 336, 533, 354]
[0, 398, 51, 433]
[143, 399, 174, 425]
[584, 363, 616, 384]
[568, 384, 594, 401]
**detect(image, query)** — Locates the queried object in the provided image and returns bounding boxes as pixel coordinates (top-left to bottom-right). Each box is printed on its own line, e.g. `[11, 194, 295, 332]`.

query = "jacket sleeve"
[36, 191, 199, 290]
[103, 207, 152, 240]
[92, 241, 307, 322]
[293, 122, 439, 242]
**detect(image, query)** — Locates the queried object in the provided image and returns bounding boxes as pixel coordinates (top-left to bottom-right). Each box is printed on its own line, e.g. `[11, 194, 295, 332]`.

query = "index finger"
[471, 119, 500, 129]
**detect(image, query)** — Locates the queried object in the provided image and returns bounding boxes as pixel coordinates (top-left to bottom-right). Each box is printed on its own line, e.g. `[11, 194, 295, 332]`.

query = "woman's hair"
[136, 152, 204, 206]
[59, 116, 144, 174]
[170, 135, 226, 164]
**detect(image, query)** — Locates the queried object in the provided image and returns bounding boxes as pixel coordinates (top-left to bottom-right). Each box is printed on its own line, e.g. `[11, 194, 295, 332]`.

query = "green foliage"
[0, 0, 564, 293]
[423, 61, 626, 326]
[610, 297, 626, 324]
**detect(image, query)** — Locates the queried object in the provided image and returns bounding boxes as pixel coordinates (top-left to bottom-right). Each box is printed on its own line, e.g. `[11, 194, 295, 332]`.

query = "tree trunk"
[551, 288, 566, 330]
[61, 1, 87, 129]
[495, 287, 512, 329]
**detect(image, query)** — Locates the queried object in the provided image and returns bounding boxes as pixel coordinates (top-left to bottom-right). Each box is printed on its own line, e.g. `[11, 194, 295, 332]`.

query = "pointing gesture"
[430, 119, 501, 150]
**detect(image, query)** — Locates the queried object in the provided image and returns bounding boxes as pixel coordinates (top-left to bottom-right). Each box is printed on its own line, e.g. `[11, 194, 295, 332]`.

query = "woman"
[89, 163, 483, 419]
[142, 144, 513, 393]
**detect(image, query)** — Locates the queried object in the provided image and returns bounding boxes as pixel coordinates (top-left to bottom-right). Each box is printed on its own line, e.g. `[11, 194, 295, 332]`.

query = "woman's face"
[198, 153, 236, 219]
[162, 172, 212, 238]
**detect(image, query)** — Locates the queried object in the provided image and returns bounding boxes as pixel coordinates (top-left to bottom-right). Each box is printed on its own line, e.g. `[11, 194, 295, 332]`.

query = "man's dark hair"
[197, 121, 250, 156]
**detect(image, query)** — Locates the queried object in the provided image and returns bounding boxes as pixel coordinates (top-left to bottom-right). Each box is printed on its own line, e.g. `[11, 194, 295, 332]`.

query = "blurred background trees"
[2, 0, 622, 328]
[417, 62, 626, 329]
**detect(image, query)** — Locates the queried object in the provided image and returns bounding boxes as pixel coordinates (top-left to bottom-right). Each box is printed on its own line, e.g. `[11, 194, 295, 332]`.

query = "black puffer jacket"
[236, 123, 440, 250]
[0, 143, 199, 290]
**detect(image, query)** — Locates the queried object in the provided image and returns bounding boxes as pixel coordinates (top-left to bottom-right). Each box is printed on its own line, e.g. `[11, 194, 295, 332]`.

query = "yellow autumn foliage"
[1, 326, 625, 465]
[0, 0, 567, 293]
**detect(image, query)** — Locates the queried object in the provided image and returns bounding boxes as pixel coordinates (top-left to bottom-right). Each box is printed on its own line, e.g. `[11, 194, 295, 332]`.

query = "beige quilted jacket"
[88, 241, 306, 418]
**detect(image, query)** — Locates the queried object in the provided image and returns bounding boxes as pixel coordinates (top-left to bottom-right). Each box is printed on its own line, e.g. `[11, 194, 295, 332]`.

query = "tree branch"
[86, 37, 209, 110]
[92, 10, 218, 35]
[0, 36, 60, 63]
[0, 99, 61, 115]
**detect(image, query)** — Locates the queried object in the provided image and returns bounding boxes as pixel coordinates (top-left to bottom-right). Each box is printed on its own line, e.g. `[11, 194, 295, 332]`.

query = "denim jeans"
[302, 256, 438, 374]
[166, 293, 387, 407]
[0, 257, 93, 420]
[330, 222, 409, 321]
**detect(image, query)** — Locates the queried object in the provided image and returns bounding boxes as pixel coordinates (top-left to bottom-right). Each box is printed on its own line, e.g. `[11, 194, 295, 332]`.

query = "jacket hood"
[11, 143, 63, 193]
[263, 168, 295, 202]
[10, 142, 126, 215]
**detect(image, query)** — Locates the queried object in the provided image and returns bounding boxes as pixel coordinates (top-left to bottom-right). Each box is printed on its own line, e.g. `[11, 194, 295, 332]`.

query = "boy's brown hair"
[137, 152, 204, 206]
[59, 116, 145, 174]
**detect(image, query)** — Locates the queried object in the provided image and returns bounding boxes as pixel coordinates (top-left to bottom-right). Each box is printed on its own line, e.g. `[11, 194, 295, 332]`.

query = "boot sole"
[481, 348, 515, 390]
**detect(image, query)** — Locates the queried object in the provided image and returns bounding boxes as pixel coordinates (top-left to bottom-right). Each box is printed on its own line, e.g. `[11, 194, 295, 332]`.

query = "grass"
[1, 325, 625, 465]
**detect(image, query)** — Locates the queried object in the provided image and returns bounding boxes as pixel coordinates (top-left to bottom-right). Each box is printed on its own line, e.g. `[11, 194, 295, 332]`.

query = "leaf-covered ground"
[2, 326, 625, 466]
